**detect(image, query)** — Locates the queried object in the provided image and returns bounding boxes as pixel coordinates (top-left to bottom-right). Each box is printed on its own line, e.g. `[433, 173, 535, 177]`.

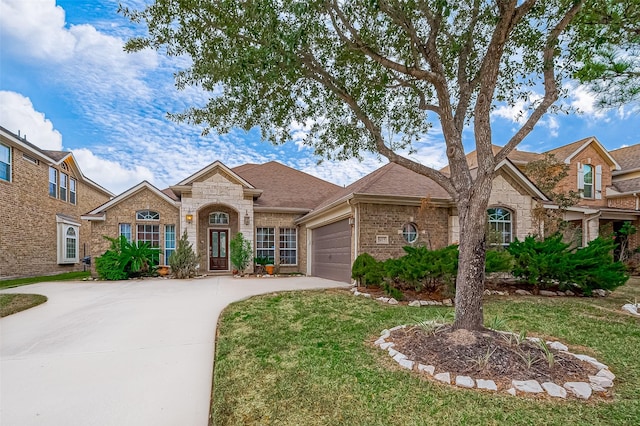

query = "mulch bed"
[388, 325, 603, 393]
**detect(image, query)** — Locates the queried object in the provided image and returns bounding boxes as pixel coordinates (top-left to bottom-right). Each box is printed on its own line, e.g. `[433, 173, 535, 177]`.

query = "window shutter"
[595, 165, 602, 199]
[577, 162, 584, 196]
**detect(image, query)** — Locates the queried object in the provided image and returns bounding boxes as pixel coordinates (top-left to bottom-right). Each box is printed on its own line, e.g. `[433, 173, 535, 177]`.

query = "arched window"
[402, 222, 418, 244]
[65, 227, 77, 260]
[209, 212, 229, 225]
[487, 208, 512, 246]
[136, 210, 160, 220]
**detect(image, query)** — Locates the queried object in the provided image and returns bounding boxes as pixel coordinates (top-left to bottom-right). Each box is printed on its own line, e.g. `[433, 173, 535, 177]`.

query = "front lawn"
[211, 279, 640, 425]
[0, 271, 90, 290]
[0, 294, 48, 317]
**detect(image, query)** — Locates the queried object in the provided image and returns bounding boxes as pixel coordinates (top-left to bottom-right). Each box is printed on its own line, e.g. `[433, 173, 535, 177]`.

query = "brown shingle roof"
[543, 137, 592, 161]
[613, 176, 640, 193]
[232, 161, 342, 210]
[313, 162, 451, 212]
[440, 145, 541, 173]
[610, 144, 640, 171]
[42, 150, 71, 162]
[161, 187, 180, 201]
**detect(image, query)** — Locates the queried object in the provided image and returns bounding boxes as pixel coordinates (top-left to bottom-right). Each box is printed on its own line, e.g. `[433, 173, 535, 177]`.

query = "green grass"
[0, 271, 90, 290]
[211, 279, 640, 425]
[0, 293, 48, 317]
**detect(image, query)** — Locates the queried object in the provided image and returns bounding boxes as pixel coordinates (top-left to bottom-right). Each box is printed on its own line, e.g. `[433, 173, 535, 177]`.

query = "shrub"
[230, 232, 252, 273]
[351, 253, 383, 286]
[485, 249, 513, 273]
[169, 231, 198, 279]
[383, 245, 458, 292]
[96, 236, 159, 280]
[569, 237, 628, 294]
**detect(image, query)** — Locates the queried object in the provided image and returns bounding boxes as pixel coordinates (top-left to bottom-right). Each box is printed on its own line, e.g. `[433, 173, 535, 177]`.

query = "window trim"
[209, 212, 229, 225]
[487, 207, 513, 246]
[256, 227, 275, 264]
[119, 223, 132, 242]
[164, 224, 176, 266]
[56, 215, 80, 264]
[402, 222, 419, 244]
[136, 210, 160, 221]
[60, 172, 68, 202]
[136, 223, 161, 266]
[49, 167, 58, 198]
[69, 177, 77, 205]
[279, 228, 298, 266]
[0, 143, 11, 182]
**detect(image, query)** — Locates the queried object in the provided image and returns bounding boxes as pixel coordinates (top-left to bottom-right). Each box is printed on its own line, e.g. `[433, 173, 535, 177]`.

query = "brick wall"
[88, 187, 179, 274]
[608, 196, 637, 210]
[253, 212, 307, 274]
[0, 144, 110, 279]
[357, 203, 450, 261]
[556, 144, 613, 207]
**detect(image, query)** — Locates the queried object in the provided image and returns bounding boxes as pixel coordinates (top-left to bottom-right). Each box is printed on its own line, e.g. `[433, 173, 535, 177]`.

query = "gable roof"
[232, 161, 342, 210]
[610, 144, 640, 173]
[175, 160, 256, 188]
[545, 136, 621, 170]
[0, 125, 113, 197]
[83, 180, 178, 219]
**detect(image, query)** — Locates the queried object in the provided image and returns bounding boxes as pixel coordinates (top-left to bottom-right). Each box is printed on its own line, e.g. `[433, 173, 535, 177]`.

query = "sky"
[1, 0, 639, 195]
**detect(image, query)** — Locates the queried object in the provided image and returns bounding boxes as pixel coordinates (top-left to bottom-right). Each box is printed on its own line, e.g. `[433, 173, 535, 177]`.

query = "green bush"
[96, 236, 159, 280]
[383, 245, 459, 292]
[169, 231, 198, 278]
[507, 233, 628, 293]
[351, 253, 383, 286]
[230, 232, 252, 273]
[485, 249, 513, 273]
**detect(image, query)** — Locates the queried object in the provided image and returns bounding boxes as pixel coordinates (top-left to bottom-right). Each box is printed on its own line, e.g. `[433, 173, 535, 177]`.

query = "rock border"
[622, 303, 640, 316]
[374, 325, 615, 400]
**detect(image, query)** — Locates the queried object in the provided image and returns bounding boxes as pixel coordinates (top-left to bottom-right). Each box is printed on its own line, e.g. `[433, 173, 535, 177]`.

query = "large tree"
[122, 0, 635, 330]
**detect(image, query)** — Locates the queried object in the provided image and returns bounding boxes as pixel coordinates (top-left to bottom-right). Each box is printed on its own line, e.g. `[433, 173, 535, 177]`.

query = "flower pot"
[157, 265, 170, 276]
[265, 264, 275, 275]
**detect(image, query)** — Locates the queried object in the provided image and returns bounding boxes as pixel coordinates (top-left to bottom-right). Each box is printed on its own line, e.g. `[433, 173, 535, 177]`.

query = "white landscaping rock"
[389, 325, 406, 331]
[592, 289, 607, 297]
[434, 372, 451, 384]
[596, 369, 615, 381]
[572, 354, 608, 370]
[374, 337, 386, 346]
[564, 382, 592, 400]
[393, 352, 407, 362]
[540, 290, 557, 297]
[512, 380, 544, 393]
[622, 303, 640, 315]
[408, 300, 421, 307]
[547, 341, 568, 352]
[442, 299, 453, 306]
[388, 298, 399, 305]
[589, 375, 613, 388]
[388, 348, 399, 357]
[506, 388, 517, 396]
[379, 342, 394, 350]
[398, 358, 414, 370]
[380, 329, 391, 339]
[476, 379, 498, 391]
[455, 376, 475, 388]
[565, 290, 575, 296]
[418, 364, 435, 376]
[353, 290, 361, 296]
[542, 382, 567, 398]
[515, 289, 532, 296]
[376, 297, 390, 303]
[362, 293, 371, 298]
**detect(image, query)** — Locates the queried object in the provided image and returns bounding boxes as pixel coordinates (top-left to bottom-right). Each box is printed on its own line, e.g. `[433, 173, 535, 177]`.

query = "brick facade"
[0, 138, 111, 279]
[555, 144, 613, 208]
[253, 212, 307, 274]
[87, 187, 179, 273]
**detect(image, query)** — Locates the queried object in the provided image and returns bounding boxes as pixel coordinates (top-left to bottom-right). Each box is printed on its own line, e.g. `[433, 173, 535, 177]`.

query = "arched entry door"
[209, 229, 228, 270]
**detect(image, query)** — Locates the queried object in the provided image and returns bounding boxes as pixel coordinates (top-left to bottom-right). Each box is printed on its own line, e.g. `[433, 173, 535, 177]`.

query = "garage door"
[312, 219, 352, 283]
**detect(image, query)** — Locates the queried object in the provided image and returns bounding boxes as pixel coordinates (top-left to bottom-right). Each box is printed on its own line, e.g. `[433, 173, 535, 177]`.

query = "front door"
[209, 229, 229, 271]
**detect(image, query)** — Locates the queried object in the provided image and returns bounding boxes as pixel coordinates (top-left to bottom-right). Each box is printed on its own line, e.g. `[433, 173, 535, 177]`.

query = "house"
[0, 126, 113, 279]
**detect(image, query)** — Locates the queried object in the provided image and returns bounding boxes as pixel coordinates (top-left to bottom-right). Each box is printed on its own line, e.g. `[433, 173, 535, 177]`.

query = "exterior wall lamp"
[186, 214, 193, 223]
[244, 211, 250, 226]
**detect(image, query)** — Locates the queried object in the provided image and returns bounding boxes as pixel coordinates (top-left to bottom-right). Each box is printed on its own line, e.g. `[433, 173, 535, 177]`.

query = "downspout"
[348, 198, 358, 280]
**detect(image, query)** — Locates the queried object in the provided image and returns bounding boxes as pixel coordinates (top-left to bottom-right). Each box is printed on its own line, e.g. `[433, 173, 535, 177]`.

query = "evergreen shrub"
[351, 253, 383, 286]
[230, 232, 252, 273]
[169, 231, 198, 278]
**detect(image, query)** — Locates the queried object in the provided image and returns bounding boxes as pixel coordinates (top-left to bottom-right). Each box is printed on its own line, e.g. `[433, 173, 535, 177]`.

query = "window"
[578, 163, 602, 199]
[209, 212, 229, 225]
[137, 224, 160, 265]
[165, 225, 176, 265]
[256, 227, 275, 263]
[56, 216, 79, 264]
[279, 228, 297, 265]
[136, 210, 160, 220]
[69, 178, 77, 204]
[0, 143, 11, 181]
[119, 223, 132, 242]
[65, 228, 77, 260]
[487, 208, 512, 246]
[49, 167, 57, 197]
[60, 173, 68, 202]
[402, 223, 418, 243]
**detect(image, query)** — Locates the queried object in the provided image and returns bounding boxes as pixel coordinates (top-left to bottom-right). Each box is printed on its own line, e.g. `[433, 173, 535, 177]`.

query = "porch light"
[186, 214, 193, 223]
[244, 211, 250, 226]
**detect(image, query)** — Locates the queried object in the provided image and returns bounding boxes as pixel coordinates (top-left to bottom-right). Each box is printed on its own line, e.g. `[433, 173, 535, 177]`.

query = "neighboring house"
[0, 126, 113, 279]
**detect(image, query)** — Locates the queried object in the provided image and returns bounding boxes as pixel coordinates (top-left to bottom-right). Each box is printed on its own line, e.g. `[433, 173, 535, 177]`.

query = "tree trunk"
[452, 177, 493, 331]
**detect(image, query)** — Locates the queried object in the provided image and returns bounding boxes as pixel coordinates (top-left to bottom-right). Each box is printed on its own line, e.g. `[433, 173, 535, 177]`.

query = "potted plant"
[265, 262, 275, 275]
[254, 256, 270, 275]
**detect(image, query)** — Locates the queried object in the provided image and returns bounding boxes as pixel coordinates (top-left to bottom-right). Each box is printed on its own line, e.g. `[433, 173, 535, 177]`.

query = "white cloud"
[72, 148, 155, 194]
[569, 85, 606, 118]
[0, 91, 63, 150]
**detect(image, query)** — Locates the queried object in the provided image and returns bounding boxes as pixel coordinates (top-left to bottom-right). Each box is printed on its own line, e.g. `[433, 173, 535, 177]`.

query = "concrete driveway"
[0, 276, 349, 426]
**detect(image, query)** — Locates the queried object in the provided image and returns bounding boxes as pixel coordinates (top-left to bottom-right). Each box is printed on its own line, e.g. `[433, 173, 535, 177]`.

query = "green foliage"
[616, 221, 637, 262]
[169, 231, 198, 279]
[254, 256, 271, 266]
[485, 249, 513, 274]
[381, 281, 403, 301]
[96, 236, 159, 280]
[383, 245, 459, 292]
[507, 234, 628, 293]
[351, 253, 383, 287]
[230, 232, 252, 273]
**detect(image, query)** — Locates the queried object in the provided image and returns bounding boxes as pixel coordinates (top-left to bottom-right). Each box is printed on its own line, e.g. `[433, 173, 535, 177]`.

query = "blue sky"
[1, 0, 639, 195]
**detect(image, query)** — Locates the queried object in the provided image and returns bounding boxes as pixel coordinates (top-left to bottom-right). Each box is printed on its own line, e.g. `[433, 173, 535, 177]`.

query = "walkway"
[0, 276, 349, 425]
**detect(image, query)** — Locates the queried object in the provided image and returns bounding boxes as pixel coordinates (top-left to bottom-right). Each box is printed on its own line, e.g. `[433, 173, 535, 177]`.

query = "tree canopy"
[122, 0, 638, 330]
